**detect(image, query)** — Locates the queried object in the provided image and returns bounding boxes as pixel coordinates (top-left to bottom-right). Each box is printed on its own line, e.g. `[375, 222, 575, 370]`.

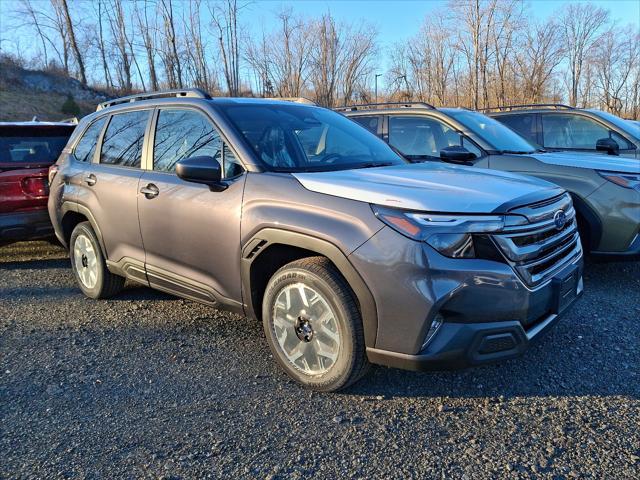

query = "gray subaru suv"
[48, 90, 583, 391]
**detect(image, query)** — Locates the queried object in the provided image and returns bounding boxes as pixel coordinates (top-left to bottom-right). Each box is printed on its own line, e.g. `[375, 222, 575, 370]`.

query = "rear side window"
[351, 116, 379, 135]
[388, 116, 481, 159]
[74, 118, 106, 162]
[0, 126, 74, 165]
[542, 114, 608, 149]
[100, 110, 149, 167]
[495, 114, 537, 145]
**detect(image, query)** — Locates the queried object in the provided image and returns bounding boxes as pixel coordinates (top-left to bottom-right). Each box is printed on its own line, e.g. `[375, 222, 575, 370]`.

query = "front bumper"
[0, 209, 53, 243]
[367, 278, 582, 371]
[348, 226, 583, 370]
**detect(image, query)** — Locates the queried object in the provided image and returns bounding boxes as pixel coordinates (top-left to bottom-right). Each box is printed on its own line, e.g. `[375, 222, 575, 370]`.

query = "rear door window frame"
[94, 108, 154, 170]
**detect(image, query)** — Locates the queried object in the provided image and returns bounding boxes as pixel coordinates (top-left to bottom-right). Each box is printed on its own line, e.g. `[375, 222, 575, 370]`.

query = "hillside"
[0, 59, 109, 121]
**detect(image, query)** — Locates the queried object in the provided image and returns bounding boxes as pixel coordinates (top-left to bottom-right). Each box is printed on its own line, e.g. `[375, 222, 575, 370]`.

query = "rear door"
[137, 107, 246, 307]
[82, 109, 150, 281]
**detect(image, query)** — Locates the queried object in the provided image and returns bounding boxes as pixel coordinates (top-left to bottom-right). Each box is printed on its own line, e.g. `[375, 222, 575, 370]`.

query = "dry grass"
[0, 89, 99, 122]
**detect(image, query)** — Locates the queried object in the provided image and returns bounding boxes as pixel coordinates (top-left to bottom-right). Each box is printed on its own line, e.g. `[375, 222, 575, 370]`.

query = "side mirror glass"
[596, 137, 619, 155]
[440, 146, 476, 164]
[176, 156, 226, 191]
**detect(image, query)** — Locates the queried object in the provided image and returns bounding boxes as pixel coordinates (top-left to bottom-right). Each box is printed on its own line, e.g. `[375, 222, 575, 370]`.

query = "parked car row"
[339, 102, 640, 258]
[3, 90, 638, 391]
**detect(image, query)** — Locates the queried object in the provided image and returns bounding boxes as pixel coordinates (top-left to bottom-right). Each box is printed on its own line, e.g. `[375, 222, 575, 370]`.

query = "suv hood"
[293, 163, 562, 213]
[526, 151, 640, 173]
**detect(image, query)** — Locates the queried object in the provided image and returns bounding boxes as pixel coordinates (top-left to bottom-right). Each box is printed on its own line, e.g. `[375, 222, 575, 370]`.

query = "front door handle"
[140, 183, 159, 199]
[84, 174, 97, 186]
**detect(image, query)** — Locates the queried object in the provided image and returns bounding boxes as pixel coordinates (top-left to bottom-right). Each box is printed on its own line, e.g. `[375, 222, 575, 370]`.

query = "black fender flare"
[569, 193, 602, 251]
[241, 228, 378, 348]
[60, 202, 109, 258]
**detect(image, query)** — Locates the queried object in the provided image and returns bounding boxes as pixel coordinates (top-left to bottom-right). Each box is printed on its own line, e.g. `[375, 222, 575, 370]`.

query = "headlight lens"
[372, 205, 525, 258]
[598, 171, 640, 191]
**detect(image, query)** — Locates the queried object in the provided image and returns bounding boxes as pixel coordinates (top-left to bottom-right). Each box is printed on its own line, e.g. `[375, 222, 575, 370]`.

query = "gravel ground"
[1, 241, 639, 479]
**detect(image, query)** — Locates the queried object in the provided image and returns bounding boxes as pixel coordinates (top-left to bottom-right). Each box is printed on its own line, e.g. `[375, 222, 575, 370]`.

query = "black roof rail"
[481, 103, 576, 113]
[97, 88, 212, 111]
[334, 101, 436, 112]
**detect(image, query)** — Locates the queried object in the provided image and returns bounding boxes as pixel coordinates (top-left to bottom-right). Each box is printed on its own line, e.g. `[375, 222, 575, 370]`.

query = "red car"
[0, 119, 76, 244]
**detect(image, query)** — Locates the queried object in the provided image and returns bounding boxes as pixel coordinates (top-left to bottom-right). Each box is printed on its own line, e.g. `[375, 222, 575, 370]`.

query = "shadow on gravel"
[0, 258, 68, 270]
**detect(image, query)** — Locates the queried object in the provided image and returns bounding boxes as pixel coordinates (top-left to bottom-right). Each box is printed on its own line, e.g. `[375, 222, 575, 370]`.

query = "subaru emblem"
[553, 210, 566, 230]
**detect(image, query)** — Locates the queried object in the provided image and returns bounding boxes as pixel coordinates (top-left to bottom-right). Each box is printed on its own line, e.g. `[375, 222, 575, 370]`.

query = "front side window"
[388, 116, 481, 160]
[153, 109, 243, 178]
[218, 103, 404, 172]
[542, 114, 609, 149]
[100, 110, 149, 168]
[495, 114, 537, 145]
[74, 118, 106, 162]
[447, 110, 537, 154]
[0, 126, 74, 165]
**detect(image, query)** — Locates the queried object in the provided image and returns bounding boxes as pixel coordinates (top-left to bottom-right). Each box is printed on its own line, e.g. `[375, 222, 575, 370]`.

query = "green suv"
[340, 103, 640, 259]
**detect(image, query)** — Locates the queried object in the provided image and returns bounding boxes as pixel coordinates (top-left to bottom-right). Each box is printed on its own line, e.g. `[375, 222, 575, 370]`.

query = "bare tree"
[57, 0, 86, 85]
[209, 0, 243, 95]
[160, 0, 183, 89]
[106, 0, 133, 92]
[559, 3, 609, 107]
[134, 0, 159, 91]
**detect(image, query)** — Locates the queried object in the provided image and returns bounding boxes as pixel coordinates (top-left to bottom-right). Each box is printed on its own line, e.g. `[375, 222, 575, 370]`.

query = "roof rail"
[334, 101, 436, 112]
[263, 97, 316, 105]
[97, 88, 212, 111]
[481, 103, 576, 113]
[59, 117, 79, 124]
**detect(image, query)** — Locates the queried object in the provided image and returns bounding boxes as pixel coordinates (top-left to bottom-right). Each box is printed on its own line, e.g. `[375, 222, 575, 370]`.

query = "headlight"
[372, 205, 526, 258]
[598, 171, 640, 191]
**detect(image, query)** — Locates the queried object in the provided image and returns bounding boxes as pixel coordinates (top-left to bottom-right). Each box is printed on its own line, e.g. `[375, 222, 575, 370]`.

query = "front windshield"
[589, 109, 640, 139]
[218, 103, 406, 172]
[447, 110, 537, 154]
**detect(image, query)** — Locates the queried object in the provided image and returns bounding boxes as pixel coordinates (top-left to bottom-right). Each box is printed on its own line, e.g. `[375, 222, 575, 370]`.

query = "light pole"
[374, 73, 382, 103]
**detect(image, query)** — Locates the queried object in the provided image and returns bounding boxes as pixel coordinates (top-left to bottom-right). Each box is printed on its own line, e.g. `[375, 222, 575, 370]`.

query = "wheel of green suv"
[69, 222, 124, 299]
[262, 257, 369, 392]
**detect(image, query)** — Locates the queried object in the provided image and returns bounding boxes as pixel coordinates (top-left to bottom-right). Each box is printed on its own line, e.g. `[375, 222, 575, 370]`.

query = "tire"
[262, 256, 370, 392]
[69, 221, 124, 299]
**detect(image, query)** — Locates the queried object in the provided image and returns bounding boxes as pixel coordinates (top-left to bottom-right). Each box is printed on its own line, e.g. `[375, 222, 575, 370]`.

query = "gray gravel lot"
[1, 241, 639, 479]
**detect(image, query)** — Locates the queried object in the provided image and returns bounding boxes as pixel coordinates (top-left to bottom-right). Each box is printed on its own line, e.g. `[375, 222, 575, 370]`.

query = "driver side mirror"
[440, 146, 476, 165]
[176, 156, 227, 192]
[596, 137, 619, 155]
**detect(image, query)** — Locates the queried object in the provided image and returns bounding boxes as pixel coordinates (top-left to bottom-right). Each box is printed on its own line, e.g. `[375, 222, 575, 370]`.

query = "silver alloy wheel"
[73, 233, 98, 289]
[272, 282, 341, 376]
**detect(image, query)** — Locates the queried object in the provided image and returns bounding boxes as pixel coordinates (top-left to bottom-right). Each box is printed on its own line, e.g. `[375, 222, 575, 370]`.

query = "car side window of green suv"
[153, 109, 244, 178]
[388, 116, 482, 160]
[542, 114, 609, 150]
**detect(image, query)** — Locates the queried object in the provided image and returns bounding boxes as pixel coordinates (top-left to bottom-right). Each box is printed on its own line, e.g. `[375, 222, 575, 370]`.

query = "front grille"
[492, 193, 582, 287]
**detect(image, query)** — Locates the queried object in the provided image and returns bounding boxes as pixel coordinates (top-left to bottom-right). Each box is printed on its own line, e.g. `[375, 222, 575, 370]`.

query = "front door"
[137, 107, 246, 308]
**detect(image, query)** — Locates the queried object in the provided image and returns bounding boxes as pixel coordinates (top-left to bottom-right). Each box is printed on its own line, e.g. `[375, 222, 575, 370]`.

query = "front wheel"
[69, 222, 124, 299]
[262, 257, 369, 392]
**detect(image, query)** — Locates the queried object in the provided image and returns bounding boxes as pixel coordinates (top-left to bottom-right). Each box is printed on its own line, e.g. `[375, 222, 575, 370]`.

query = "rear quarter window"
[73, 118, 107, 162]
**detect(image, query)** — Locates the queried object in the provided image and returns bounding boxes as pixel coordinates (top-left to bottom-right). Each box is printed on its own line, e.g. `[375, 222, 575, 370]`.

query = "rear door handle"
[140, 183, 159, 199]
[84, 174, 97, 186]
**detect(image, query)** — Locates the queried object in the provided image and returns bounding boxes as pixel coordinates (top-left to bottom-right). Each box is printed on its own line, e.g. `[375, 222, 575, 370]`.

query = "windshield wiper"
[354, 162, 395, 169]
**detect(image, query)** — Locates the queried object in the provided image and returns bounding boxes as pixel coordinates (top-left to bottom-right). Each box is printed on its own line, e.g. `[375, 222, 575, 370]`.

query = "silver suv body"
[49, 90, 583, 391]
[341, 104, 640, 259]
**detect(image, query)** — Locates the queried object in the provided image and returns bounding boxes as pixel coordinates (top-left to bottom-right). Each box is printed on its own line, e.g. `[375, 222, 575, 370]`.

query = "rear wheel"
[69, 222, 124, 299]
[262, 257, 369, 392]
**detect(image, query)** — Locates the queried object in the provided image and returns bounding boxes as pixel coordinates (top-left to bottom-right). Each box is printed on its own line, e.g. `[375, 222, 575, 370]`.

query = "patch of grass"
[0, 89, 98, 121]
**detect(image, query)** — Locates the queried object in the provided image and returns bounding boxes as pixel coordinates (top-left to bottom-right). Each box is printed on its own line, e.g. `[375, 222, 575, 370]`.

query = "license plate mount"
[552, 265, 579, 314]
